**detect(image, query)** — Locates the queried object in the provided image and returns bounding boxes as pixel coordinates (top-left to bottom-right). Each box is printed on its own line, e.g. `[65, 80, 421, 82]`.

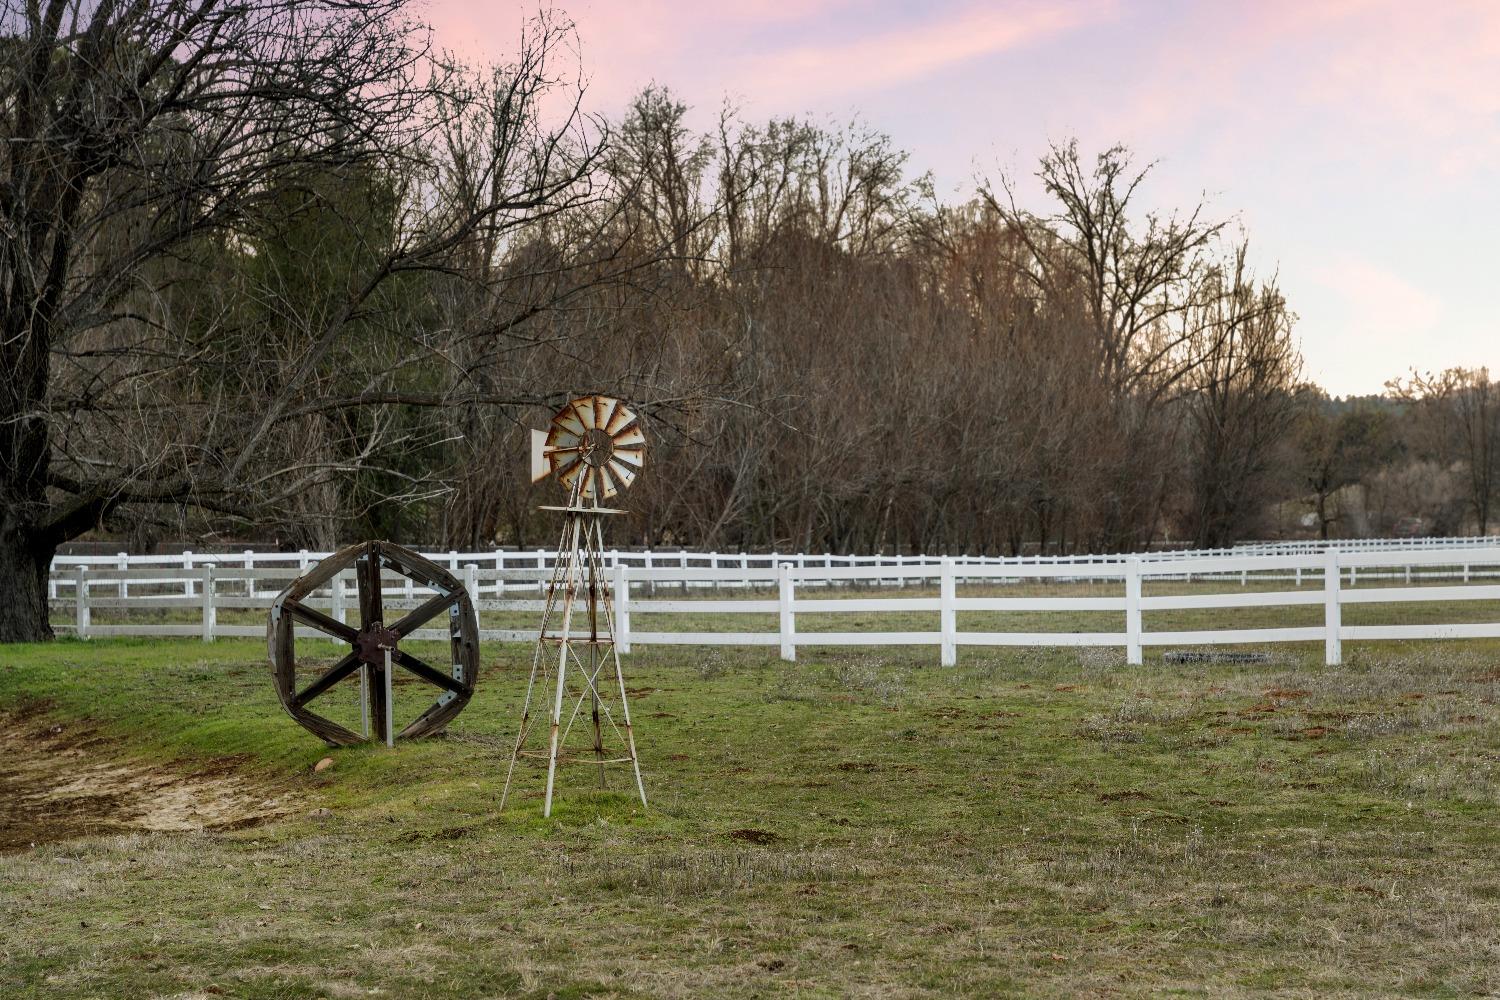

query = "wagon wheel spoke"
[391, 649, 465, 694]
[388, 588, 458, 638]
[357, 552, 384, 628]
[292, 651, 362, 708]
[282, 598, 358, 644]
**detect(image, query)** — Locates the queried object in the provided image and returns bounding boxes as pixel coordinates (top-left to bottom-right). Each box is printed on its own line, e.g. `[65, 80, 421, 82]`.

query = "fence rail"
[47, 544, 1500, 666]
[46, 534, 1500, 589]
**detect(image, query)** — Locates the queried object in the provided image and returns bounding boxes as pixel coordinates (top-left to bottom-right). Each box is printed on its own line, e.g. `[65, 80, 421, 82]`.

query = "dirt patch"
[726, 828, 781, 845]
[0, 712, 293, 853]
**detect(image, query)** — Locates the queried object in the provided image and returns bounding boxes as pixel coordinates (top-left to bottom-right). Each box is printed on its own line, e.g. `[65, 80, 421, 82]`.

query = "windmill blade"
[593, 463, 617, 499]
[611, 446, 644, 469]
[593, 395, 614, 431]
[578, 465, 601, 500]
[612, 426, 645, 449]
[604, 403, 635, 436]
[548, 428, 582, 451]
[573, 397, 598, 430]
[554, 406, 586, 438]
[607, 458, 636, 488]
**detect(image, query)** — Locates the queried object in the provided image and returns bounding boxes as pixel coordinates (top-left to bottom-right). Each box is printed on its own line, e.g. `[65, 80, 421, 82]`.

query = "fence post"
[940, 556, 956, 667]
[779, 563, 796, 662]
[644, 550, 655, 597]
[1324, 547, 1342, 666]
[332, 572, 346, 624]
[464, 564, 479, 626]
[244, 549, 257, 600]
[75, 566, 90, 640]
[184, 550, 195, 597]
[116, 551, 128, 599]
[614, 561, 631, 654]
[1125, 556, 1143, 666]
[201, 565, 216, 643]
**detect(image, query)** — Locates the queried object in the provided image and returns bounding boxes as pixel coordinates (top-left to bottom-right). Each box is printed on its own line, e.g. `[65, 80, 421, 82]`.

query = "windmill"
[501, 395, 648, 816]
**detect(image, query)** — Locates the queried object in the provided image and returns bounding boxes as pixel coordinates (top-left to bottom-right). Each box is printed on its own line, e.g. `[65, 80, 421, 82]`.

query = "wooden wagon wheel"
[268, 541, 480, 746]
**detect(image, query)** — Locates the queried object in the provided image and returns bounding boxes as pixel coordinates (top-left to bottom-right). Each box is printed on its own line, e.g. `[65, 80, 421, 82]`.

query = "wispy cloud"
[724, 1, 1116, 103]
[1307, 256, 1444, 384]
[1087, 0, 1500, 175]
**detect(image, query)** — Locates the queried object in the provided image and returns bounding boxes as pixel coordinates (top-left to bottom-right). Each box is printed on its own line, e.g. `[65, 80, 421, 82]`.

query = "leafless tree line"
[496, 96, 1304, 558]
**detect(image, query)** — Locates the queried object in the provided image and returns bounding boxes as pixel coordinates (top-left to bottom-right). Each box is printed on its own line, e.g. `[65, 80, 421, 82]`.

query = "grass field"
[4, 631, 1500, 997]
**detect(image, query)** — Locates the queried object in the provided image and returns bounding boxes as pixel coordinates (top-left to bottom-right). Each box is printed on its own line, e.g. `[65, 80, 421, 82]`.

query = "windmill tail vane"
[503, 395, 648, 817]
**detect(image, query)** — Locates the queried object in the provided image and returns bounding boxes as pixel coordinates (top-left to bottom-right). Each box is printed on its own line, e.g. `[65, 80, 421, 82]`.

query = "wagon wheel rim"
[269, 541, 481, 746]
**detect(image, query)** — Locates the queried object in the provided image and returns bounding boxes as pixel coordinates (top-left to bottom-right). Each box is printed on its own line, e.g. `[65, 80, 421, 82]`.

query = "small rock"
[308, 807, 332, 818]
[314, 757, 335, 773]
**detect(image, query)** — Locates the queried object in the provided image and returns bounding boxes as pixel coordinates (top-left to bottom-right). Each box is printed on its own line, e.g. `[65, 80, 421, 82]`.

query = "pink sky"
[428, 0, 1500, 396]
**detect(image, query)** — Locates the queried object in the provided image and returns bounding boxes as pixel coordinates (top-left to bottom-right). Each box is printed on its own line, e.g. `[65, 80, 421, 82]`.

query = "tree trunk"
[0, 517, 55, 643]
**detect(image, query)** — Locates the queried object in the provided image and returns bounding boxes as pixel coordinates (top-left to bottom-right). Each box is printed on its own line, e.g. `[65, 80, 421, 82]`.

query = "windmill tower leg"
[589, 559, 606, 789]
[543, 516, 584, 819]
[590, 666, 606, 788]
[615, 647, 649, 808]
[501, 499, 578, 813]
[586, 515, 648, 809]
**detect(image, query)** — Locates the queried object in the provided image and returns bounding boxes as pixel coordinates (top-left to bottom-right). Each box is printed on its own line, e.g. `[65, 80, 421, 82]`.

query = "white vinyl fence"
[47, 543, 1500, 666]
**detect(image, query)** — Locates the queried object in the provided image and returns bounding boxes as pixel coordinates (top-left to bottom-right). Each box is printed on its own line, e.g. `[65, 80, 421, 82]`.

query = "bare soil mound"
[0, 706, 293, 852]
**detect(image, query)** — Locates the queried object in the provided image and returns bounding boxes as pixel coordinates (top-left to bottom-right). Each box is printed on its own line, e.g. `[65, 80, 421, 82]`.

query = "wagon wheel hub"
[354, 622, 401, 665]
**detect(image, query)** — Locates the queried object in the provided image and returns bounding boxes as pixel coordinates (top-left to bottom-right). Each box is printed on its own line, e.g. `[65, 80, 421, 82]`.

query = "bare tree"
[978, 142, 1230, 548]
[1180, 245, 1301, 547]
[1291, 394, 1399, 539]
[0, 1, 599, 640]
[1390, 367, 1498, 534]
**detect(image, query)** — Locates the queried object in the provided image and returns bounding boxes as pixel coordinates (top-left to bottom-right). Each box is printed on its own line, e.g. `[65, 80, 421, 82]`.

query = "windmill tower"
[501, 395, 647, 817]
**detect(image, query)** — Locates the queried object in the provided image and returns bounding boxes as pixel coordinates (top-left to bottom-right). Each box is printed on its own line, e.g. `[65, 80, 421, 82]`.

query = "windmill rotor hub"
[581, 427, 615, 467]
